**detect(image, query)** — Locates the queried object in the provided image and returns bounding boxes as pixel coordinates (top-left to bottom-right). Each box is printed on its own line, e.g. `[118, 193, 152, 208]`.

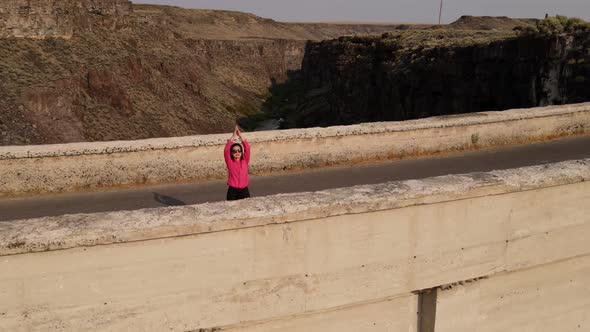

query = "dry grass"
[0, 4, 403, 145]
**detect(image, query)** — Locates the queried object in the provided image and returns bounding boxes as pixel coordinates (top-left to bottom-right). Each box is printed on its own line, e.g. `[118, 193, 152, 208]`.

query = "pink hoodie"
[224, 139, 250, 189]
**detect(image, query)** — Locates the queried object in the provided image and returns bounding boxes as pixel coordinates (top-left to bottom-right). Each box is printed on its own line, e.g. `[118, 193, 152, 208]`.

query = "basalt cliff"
[269, 18, 590, 128]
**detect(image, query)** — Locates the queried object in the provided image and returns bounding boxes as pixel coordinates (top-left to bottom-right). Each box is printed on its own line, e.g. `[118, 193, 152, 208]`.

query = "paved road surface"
[1, 135, 589, 222]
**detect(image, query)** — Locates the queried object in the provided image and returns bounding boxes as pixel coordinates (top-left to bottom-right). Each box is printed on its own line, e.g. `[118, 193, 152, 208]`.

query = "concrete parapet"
[0, 159, 588, 330]
[1, 102, 589, 197]
[436, 255, 590, 332]
[1, 158, 588, 256]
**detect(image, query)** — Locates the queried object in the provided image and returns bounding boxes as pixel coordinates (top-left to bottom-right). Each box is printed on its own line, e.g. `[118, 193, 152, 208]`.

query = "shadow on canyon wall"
[241, 20, 590, 130]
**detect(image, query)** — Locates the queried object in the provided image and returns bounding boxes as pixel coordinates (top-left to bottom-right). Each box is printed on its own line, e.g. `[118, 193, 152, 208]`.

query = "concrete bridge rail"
[0, 158, 589, 331]
[1, 102, 589, 197]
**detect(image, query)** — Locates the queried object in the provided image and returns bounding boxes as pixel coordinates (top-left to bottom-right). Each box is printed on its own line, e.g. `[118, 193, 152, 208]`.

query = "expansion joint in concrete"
[417, 287, 438, 332]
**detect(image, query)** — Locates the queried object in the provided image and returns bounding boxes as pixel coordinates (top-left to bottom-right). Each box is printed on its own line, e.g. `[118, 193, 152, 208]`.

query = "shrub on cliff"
[562, 17, 590, 33]
[519, 15, 590, 36]
[538, 17, 565, 35]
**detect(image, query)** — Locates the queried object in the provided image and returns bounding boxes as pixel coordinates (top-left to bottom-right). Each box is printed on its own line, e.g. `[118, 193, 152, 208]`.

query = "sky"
[134, 0, 590, 24]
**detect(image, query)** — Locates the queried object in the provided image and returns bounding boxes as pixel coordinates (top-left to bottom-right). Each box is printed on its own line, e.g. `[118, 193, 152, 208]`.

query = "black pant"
[227, 186, 250, 201]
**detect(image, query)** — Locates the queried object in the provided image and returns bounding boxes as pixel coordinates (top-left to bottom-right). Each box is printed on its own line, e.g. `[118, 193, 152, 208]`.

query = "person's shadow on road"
[152, 192, 186, 206]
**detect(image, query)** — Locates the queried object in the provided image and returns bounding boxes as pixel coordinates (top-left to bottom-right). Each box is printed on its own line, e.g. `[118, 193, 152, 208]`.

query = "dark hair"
[230, 143, 244, 160]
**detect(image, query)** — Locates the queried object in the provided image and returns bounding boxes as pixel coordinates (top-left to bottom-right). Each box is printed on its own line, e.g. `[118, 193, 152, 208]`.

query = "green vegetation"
[378, 30, 514, 51]
[517, 15, 590, 36]
[338, 30, 516, 70]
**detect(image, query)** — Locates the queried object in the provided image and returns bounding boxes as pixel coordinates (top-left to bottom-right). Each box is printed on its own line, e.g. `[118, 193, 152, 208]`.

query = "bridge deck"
[1, 134, 589, 222]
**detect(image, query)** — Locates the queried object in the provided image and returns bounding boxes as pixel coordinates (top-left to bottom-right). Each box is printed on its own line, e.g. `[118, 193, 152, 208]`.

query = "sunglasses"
[231, 149, 242, 153]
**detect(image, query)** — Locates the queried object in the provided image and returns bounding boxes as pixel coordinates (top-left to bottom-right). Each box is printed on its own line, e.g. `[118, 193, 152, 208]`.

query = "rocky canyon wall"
[0, 3, 403, 146]
[0, 0, 132, 39]
[278, 30, 590, 128]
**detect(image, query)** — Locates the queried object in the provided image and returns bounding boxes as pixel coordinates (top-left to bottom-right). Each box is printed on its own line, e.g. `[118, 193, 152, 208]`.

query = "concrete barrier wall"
[222, 295, 418, 332]
[0, 159, 588, 331]
[1, 103, 589, 197]
[435, 255, 590, 332]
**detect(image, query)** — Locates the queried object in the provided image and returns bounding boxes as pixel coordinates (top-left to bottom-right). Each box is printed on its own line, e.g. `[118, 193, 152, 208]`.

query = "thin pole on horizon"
[438, 0, 444, 25]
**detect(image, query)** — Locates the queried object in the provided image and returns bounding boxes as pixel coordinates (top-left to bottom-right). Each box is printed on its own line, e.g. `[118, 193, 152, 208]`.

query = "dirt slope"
[0, 2, 408, 145]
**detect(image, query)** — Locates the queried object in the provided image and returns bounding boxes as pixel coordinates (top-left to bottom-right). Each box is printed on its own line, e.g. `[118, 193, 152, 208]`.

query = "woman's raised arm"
[236, 127, 250, 163]
[224, 126, 238, 165]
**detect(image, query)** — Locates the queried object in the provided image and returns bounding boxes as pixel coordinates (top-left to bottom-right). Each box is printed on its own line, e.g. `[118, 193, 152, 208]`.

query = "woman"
[224, 125, 251, 201]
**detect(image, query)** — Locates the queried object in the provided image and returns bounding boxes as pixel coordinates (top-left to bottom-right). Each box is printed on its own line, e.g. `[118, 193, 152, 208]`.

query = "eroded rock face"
[0, 0, 132, 39]
[0, 4, 410, 146]
[79, 0, 133, 16]
[20, 79, 86, 143]
[279, 31, 590, 128]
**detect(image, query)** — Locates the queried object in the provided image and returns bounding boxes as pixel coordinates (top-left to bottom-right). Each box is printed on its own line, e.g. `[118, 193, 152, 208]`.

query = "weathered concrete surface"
[0, 159, 588, 330]
[0, 102, 589, 197]
[435, 255, 590, 332]
[220, 295, 418, 332]
[1, 158, 588, 256]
